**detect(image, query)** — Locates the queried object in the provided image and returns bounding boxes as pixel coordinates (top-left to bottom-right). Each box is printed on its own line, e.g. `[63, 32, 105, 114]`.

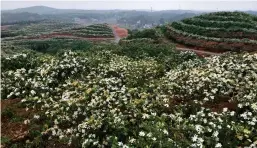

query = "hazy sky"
[1, 1, 257, 11]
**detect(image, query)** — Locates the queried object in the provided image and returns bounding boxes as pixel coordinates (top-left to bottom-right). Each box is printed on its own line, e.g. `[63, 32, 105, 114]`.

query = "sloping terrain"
[165, 11, 257, 52]
[1, 11, 257, 148]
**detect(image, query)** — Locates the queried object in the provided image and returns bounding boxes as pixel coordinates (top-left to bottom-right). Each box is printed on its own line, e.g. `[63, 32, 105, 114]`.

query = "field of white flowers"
[1, 42, 257, 147]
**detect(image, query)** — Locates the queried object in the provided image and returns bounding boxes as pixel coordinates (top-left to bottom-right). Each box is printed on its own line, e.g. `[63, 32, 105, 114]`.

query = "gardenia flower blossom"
[2, 50, 256, 147]
[215, 143, 222, 148]
[192, 135, 198, 142]
[139, 131, 145, 137]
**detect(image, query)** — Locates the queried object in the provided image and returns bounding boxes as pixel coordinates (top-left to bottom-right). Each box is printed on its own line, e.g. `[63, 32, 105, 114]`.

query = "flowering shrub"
[1, 48, 257, 147]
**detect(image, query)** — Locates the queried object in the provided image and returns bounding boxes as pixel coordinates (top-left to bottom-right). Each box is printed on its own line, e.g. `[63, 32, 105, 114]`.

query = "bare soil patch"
[1, 25, 11, 30]
[112, 25, 128, 38]
[1, 99, 31, 145]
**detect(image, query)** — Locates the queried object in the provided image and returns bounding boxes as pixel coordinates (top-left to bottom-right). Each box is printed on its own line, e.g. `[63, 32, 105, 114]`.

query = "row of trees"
[165, 26, 257, 52]
[171, 22, 257, 40]
[182, 18, 257, 29]
[195, 15, 257, 23]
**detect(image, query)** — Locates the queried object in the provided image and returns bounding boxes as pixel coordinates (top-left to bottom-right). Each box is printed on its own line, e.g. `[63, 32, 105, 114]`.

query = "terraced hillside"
[1, 21, 78, 38]
[52, 24, 114, 38]
[2, 23, 115, 41]
[165, 12, 257, 52]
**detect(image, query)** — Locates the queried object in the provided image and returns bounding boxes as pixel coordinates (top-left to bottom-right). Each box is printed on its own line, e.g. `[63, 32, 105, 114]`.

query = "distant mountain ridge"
[2, 6, 256, 27]
[2, 6, 59, 14]
[1, 6, 208, 15]
[2, 6, 257, 15]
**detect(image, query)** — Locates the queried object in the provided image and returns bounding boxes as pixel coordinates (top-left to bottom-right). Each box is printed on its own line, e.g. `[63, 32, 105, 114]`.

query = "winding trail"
[176, 47, 224, 56]
[162, 37, 223, 56]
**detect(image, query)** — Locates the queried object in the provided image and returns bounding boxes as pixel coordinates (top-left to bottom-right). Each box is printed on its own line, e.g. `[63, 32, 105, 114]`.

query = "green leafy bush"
[1, 40, 256, 147]
[126, 28, 161, 40]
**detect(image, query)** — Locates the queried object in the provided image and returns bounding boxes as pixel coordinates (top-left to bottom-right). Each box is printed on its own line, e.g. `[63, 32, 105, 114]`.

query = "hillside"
[1, 12, 45, 25]
[1, 9, 257, 148]
[1, 6, 203, 28]
[165, 11, 257, 52]
[2, 6, 59, 14]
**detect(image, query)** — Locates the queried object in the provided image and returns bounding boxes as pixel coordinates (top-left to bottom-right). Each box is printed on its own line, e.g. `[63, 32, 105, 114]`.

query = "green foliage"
[1, 108, 15, 119]
[182, 18, 257, 30]
[1, 16, 257, 147]
[56, 24, 114, 38]
[16, 39, 93, 54]
[171, 22, 257, 40]
[164, 11, 257, 52]
[126, 28, 161, 40]
[1, 12, 44, 25]
[30, 42, 50, 52]
[1, 52, 42, 72]
[1, 136, 11, 145]
[165, 25, 257, 52]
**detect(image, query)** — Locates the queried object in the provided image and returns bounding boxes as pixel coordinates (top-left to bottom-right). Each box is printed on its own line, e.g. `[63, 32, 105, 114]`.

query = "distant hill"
[2, 6, 204, 15]
[1, 12, 45, 25]
[1, 6, 111, 14]
[2, 6, 59, 14]
[2, 6, 257, 16]
[246, 10, 257, 16]
[2, 6, 256, 29]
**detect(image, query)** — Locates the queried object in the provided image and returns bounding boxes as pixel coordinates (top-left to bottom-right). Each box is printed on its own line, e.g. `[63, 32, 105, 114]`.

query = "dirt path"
[162, 37, 223, 56]
[111, 25, 128, 43]
[176, 47, 223, 56]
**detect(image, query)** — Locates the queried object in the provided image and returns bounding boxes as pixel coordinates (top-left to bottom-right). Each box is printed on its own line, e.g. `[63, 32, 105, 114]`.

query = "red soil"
[112, 25, 128, 38]
[11, 24, 127, 42]
[204, 96, 238, 113]
[1, 25, 10, 30]
[1, 99, 31, 143]
[166, 26, 257, 53]
[176, 43, 224, 57]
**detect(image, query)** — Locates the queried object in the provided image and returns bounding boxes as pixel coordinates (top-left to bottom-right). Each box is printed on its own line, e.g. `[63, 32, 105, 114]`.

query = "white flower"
[251, 103, 257, 110]
[142, 113, 149, 119]
[122, 145, 129, 148]
[198, 137, 204, 143]
[151, 112, 157, 116]
[223, 108, 228, 112]
[192, 134, 198, 142]
[129, 138, 136, 143]
[59, 135, 64, 139]
[118, 142, 123, 146]
[163, 129, 168, 135]
[147, 132, 152, 137]
[52, 130, 56, 136]
[230, 111, 235, 116]
[213, 131, 219, 137]
[195, 125, 202, 133]
[152, 137, 157, 141]
[82, 129, 85, 134]
[93, 141, 99, 145]
[139, 131, 145, 136]
[24, 119, 30, 124]
[34, 115, 40, 119]
[215, 143, 222, 148]
[30, 90, 36, 95]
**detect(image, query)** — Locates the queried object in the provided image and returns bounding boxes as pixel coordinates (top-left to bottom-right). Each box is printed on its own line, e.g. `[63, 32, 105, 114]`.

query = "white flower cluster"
[1, 51, 257, 147]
